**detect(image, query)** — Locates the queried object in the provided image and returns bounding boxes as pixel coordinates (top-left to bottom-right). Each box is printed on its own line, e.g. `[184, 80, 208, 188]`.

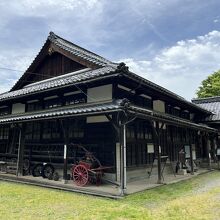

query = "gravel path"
[193, 171, 220, 194]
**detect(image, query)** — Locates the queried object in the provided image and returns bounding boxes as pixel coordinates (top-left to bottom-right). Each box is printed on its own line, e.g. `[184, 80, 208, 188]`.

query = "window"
[25, 123, 33, 140]
[0, 126, 9, 140]
[25, 122, 41, 140]
[166, 104, 172, 114]
[42, 121, 60, 139]
[126, 125, 135, 139]
[166, 104, 182, 117]
[136, 95, 152, 109]
[136, 122, 152, 140]
[144, 123, 152, 140]
[44, 98, 62, 109]
[65, 93, 86, 106]
[173, 107, 180, 117]
[68, 119, 84, 138]
[0, 106, 10, 116]
[116, 85, 134, 101]
[26, 101, 42, 112]
[181, 111, 190, 120]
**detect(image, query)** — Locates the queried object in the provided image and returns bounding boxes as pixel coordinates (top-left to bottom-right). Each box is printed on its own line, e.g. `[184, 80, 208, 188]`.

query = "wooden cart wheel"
[73, 164, 89, 186]
[42, 164, 55, 179]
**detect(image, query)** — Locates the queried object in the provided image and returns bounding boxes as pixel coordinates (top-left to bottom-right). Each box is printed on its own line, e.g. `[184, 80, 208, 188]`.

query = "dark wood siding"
[24, 52, 86, 86]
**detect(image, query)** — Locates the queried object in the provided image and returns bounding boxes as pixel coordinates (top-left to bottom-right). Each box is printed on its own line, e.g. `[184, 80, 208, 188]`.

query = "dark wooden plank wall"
[0, 119, 116, 168]
[27, 52, 86, 84]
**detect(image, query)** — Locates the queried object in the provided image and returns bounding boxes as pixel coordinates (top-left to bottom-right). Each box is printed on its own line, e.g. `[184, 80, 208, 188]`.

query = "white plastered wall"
[153, 100, 166, 129]
[153, 100, 165, 112]
[87, 84, 112, 123]
[12, 103, 25, 114]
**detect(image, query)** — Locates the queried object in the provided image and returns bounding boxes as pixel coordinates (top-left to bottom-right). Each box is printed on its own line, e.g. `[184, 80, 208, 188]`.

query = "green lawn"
[0, 171, 220, 220]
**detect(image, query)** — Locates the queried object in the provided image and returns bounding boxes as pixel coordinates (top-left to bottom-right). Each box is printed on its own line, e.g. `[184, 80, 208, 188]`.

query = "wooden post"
[119, 123, 127, 195]
[60, 119, 68, 183]
[207, 134, 211, 170]
[63, 144, 68, 183]
[155, 122, 162, 184]
[16, 124, 25, 176]
[188, 129, 194, 175]
[189, 144, 194, 174]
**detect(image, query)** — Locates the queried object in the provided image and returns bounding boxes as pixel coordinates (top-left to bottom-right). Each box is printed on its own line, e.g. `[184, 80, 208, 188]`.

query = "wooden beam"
[105, 114, 119, 134]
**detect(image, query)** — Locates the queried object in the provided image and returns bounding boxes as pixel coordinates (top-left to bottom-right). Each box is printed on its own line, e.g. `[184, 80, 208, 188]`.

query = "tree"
[197, 70, 220, 98]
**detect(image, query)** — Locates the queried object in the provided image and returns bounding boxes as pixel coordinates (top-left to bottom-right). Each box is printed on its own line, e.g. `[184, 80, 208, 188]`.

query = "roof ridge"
[48, 31, 115, 66]
[192, 96, 220, 103]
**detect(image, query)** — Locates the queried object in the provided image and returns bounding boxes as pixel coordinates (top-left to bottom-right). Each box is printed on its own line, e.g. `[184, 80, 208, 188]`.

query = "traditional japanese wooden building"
[193, 96, 220, 157]
[0, 32, 218, 195]
[192, 96, 220, 132]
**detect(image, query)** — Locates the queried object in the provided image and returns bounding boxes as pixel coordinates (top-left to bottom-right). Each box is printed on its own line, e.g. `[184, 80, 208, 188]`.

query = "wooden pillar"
[63, 144, 68, 183]
[60, 119, 68, 183]
[119, 123, 127, 195]
[28, 144, 32, 175]
[189, 129, 194, 175]
[155, 122, 162, 184]
[206, 133, 211, 170]
[16, 124, 25, 176]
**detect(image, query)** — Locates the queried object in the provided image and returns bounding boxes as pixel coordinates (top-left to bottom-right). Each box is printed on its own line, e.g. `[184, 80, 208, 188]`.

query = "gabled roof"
[11, 32, 116, 91]
[48, 32, 114, 67]
[0, 32, 212, 115]
[192, 96, 220, 122]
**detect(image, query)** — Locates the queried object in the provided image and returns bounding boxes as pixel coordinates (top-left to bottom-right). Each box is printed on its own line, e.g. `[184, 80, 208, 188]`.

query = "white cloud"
[0, 50, 34, 93]
[119, 30, 220, 101]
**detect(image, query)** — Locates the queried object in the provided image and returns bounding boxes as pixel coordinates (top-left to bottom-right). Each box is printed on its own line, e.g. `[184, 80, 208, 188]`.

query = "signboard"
[192, 150, 196, 160]
[192, 144, 196, 160]
[184, 145, 190, 158]
[147, 144, 154, 153]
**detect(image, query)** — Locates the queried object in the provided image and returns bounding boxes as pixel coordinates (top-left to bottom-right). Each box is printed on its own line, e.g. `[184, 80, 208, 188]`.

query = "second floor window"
[44, 97, 62, 109]
[27, 101, 42, 112]
[0, 106, 10, 116]
[65, 93, 86, 106]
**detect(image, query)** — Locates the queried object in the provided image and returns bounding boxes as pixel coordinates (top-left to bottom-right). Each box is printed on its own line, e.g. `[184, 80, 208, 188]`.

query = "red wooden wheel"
[73, 164, 89, 186]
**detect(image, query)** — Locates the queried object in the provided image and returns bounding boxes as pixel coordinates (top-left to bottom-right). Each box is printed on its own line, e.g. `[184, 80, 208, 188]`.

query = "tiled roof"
[128, 105, 216, 132]
[0, 66, 116, 102]
[125, 71, 212, 114]
[192, 97, 220, 121]
[49, 32, 114, 67]
[11, 32, 117, 91]
[0, 98, 215, 132]
[0, 100, 124, 124]
[1, 32, 212, 115]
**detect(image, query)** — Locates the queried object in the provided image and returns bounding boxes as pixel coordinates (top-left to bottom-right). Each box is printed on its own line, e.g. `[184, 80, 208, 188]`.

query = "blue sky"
[1, 0, 220, 100]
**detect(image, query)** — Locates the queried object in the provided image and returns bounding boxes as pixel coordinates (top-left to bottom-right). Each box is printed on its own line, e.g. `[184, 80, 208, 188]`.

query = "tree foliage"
[197, 70, 220, 98]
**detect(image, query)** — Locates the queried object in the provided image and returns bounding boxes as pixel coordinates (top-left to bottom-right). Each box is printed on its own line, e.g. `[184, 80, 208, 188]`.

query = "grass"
[0, 171, 220, 220]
